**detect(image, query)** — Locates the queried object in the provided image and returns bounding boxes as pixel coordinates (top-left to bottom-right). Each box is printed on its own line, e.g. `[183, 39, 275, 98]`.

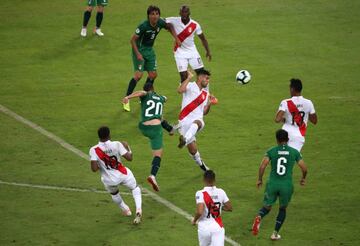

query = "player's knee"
[194, 120, 202, 129]
[148, 72, 157, 79]
[110, 190, 119, 195]
[264, 206, 272, 211]
[97, 6, 104, 12]
[86, 6, 93, 12]
[134, 73, 143, 81]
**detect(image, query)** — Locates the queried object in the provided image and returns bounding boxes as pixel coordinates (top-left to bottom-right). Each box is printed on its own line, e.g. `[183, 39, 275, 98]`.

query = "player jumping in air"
[177, 70, 216, 171]
[192, 170, 232, 246]
[166, 5, 211, 83]
[81, 0, 108, 37]
[89, 126, 142, 224]
[252, 129, 308, 240]
[122, 83, 167, 192]
[123, 5, 181, 112]
[275, 78, 318, 152]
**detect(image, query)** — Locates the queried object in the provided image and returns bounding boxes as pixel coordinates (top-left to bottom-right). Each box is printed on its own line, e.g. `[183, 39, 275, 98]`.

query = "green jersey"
[140, 92, 166, 122]
[265, 144, 302, 184]
[134, 18, 167, 48]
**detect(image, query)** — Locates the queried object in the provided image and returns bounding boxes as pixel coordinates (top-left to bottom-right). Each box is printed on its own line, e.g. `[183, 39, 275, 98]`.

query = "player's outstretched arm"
[223, 201, 233, 212]
[257, 157, 270, 188]
[123, 91, 147, 104]
[121, 141, 133, 161]
[177, 71, 193, 93]
[165, 23, 181, 47]
[90, 161, 99, 172]
[198, 33, 211, 61]
[297, 159, 308, 186]
[275, 110, 285, 123]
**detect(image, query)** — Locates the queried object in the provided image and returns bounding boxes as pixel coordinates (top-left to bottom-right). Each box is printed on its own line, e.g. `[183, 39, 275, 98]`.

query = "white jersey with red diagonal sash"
[179, 82, 209, 124]
[195, 186, 229, 232]
[89, 140, 131, 186]
[165, 17, 202, 58]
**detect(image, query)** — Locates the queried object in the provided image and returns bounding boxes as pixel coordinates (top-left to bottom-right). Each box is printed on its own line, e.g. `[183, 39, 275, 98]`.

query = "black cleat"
[178, 135, 186, 148]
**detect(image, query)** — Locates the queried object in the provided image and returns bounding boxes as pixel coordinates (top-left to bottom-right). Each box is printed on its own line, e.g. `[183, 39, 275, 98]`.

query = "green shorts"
[263, 182, 294, 207]
[87, 0, 108, 7]
[132, 48, 157, 72]
[138, 123, 163, 150]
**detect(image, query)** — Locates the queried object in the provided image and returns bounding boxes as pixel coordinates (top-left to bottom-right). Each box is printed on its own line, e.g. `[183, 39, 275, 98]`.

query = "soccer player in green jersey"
[81, 0, 108, 37]
[123, 5, 181, 112]
[122, 83, 167, 192]
[252, 129, 308, 241]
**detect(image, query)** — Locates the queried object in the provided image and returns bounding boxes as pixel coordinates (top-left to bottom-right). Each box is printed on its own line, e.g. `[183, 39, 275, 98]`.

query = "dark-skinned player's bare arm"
[165, 22, 182, 46]
[192, 203, 205, 225]
[309, 113, 318, 125]
[120, 141, 133, 161]
[297, 159, 308, 186]
[177, 71, 193, 93]
[90, 161, 99, 172]
[275, 110, 285, 123]
[198, 33, 211, 61]
[223, 200, 233, 212]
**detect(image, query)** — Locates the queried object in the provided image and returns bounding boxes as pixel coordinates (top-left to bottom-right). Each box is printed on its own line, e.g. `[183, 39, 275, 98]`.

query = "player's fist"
[191, 218, 197, 225]
[122, 97, 129, 104]
[300, 178, 306, 186]
[136, 53, 144, 61]
[175, 38, 182, 47]
[256, 180, 263, 189]
[209, 95, 218, 105]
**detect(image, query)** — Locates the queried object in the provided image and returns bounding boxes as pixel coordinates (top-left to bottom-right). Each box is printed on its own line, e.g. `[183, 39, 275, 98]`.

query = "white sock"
[191, 151, 203, 166]
[184, 123, 199, 144]
[111, 193, 128, 210]
[132, 186, 142, 213]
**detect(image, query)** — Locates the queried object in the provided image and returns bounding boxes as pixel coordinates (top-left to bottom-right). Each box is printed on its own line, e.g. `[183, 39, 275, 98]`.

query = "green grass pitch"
[1, 0, 360, 245]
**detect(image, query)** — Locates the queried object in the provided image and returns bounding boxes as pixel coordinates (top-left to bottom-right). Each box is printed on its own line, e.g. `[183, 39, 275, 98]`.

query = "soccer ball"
[236, 70, 251, 85]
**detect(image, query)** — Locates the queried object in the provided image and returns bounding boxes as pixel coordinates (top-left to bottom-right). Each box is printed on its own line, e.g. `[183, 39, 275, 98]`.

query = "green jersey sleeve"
[135, 22, 145, 36]
[158, 18, 167, 29]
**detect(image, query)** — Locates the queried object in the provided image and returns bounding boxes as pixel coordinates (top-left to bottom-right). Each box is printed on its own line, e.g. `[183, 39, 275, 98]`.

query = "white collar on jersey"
[203, 186, 217, 190]
[98, 140, 111, 145]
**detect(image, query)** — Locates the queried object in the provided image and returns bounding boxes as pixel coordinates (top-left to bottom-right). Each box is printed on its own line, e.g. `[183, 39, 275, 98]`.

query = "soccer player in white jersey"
[192, 170, 232, 246]
[89, 126, 142, 224]
[177, 70, 216, 171]
[166, 5, 211, 83]
[275, 79, 318, 152]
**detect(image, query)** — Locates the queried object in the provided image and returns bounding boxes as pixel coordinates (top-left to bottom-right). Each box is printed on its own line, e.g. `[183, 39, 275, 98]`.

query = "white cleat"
[94, 28, 104, 36]
[121, 204, 132, 217]
[270, 232, 281, 241]
[80, 28, 87, 37]
[133, 212, 142, 225]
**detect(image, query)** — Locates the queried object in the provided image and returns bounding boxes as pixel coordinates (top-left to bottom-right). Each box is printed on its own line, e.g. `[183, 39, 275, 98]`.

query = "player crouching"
[89, 126, 142, 224]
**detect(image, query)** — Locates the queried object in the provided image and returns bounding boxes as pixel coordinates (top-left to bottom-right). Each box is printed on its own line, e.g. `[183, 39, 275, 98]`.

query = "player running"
[275, 78, 318, 152]
[192, 170, 232, 246]
[89, 126, 142, 224]
[252, 129, 308, 240]
[80, 0, 108, 37]
[122, 83, 166, 192]
[177, 70, 216, 171]
[123, 5, 181, 112]
[166, 5, 211, 83]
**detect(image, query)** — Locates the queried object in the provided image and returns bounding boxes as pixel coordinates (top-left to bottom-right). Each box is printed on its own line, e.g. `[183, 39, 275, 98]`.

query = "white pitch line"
[0, 180, 139, 196]
[0, 104, 240, 246]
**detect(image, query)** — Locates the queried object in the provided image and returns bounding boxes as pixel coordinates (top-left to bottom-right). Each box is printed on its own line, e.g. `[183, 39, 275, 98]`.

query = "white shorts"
[198, 228, 225, 246]
[103, 168, 137, 194]
[175, 56, 204, 72]
[178, 119, 205, 144]
[288, 135, 305, 152]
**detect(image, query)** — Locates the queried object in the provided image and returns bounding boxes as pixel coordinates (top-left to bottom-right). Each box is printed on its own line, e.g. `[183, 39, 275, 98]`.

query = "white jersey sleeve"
[115, 141, 128, 156]
[309, 100, 316, 114]
[278, 99, 288, 112]
[220, 189, 229, 204]
[89, 147, 97, 161]
[195, 22, 202, 35]
[195, 190, 205, 204]
[165, 17, 176, 24]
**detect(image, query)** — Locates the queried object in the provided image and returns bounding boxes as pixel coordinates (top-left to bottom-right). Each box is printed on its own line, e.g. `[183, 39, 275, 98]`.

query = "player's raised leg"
[124, 70, 143, 112]
[252, 206, 271, 235]
[186, 141, 209, 172]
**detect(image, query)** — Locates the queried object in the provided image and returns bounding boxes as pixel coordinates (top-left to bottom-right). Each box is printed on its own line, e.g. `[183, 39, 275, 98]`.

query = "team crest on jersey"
[188, 27, 192, 33]
[135, 28, 140, 34]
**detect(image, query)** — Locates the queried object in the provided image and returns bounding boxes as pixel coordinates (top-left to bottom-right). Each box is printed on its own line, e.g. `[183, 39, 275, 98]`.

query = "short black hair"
[204, 170, 216, 182]
[147, 5, 161, 16]
[180, 5, 190, 11]
[197, 69, 211, 76]
[143, 82, 154, 92]
[276, 129, 289, 143]
[290, 78, 302, 92]
[98, 126, 110, 140]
